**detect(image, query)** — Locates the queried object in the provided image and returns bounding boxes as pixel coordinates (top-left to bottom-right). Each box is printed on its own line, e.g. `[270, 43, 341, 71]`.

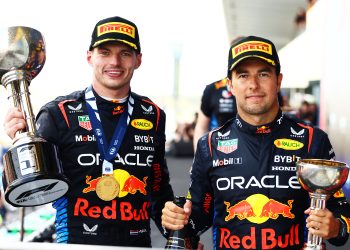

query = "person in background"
[193, 37, 248, 152]
[193, 78, 237, 151]
[294, 7, 306, 35]
[297, 99, 319, 126]
[3, 16, 174, 247]
[161, 35, 350, 249]
[168, 112, 197, 157]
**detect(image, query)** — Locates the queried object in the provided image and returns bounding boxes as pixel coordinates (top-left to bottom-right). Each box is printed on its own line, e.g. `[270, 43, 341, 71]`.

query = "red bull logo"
[219, 224, 300, 249]
[82, 169, 147, 197]
[260, 199, 295, 219]
[333, 189, 345, 198]
[214, 78, 228, 89]
[221, 193, 299, 249]
[224, 200, 255, 221]
[256, 126, 271, 134]
[83, 175, 101, 193]
[74, 198, 150, 221]
[122, 176, 147, 195]
[112, 105, 124, 115]
[224, 194, 294, 224]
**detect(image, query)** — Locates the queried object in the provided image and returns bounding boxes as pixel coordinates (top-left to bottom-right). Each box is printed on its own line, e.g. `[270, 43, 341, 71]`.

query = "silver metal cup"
[296, 159, 349, 250]
[0, 26, 69, 207]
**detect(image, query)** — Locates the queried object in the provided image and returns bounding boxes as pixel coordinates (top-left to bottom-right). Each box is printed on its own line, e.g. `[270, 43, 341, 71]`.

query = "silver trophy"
[0, 26, 69, 207]
[296, 159, 349, 250]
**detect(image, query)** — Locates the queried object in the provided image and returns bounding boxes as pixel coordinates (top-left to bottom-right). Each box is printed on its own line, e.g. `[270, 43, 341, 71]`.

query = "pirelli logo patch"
[97, 22, 135, 38]
[232, 41, 272, 57]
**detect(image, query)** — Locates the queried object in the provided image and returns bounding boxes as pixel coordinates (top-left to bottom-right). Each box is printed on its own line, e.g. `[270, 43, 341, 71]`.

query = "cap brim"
[90, 38, 138, 51]
[229, 55, 276, 72]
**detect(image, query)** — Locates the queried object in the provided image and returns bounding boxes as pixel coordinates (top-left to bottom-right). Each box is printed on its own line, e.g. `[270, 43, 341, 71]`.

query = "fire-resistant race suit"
[187, 110, 350, 250]
[200, 78, 237, 130]
[35, 89, 174, 247]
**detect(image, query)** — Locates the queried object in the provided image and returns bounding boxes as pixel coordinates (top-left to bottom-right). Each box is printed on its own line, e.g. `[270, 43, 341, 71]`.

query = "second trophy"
[296, 159, 349, 249]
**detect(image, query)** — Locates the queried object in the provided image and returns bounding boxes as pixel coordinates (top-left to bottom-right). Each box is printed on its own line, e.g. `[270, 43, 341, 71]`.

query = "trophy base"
[2, 137, 70, 207]
[3, 175, 69, 207]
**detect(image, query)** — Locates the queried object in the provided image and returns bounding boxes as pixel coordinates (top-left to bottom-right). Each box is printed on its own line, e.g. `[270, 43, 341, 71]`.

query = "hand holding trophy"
[296, 159, 349, 250]
[0, 26, 69, 207]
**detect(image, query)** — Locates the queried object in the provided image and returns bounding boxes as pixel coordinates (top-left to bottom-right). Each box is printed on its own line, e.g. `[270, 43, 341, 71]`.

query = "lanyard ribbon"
[85, 86, 133, 175]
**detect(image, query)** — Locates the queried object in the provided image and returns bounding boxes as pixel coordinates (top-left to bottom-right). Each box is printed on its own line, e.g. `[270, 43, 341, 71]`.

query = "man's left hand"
[305, 208, 340, 239]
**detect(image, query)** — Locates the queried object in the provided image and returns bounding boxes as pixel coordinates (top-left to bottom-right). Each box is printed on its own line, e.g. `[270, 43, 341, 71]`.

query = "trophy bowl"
[297, 159, 349, 194]
[0, 26, 46, 80]
[296, 159, 349, 249]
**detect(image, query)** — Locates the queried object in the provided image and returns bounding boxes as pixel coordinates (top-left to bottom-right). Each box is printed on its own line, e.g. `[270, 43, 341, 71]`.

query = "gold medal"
[96, 175, 119, 201]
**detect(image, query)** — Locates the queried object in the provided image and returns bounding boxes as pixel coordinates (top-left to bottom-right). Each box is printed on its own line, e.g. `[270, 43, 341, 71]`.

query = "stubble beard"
[242, 102, 271, 116]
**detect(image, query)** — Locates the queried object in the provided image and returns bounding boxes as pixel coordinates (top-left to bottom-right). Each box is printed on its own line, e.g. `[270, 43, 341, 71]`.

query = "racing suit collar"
[235, 109, 284, 134]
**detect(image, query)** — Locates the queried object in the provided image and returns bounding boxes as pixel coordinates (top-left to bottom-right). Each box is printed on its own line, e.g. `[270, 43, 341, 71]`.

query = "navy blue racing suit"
[187, 110, 350, 249]
[35, 88, 174, 247]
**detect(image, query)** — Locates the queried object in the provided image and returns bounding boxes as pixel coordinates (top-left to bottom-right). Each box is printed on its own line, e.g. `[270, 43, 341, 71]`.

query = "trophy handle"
[2, 70, 36, 137]
[305, 193, 327, 249]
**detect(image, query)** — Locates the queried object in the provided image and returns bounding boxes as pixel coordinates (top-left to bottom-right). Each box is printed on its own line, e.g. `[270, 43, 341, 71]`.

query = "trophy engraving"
[296, 159, 349, 249]
[0, 26, 69, 207]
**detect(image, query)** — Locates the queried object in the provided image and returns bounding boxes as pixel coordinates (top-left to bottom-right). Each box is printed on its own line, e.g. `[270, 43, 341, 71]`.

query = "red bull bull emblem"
[83, 175, 101, 193]
[122, 176, 148, 195]
[224, 194, 295, 223]
[260, 199, 295, 219]
[333, 189, 345, 198]
[256, 125, 271, 134]
[224, 200, 255, 221]
[112, 105, 124, 115]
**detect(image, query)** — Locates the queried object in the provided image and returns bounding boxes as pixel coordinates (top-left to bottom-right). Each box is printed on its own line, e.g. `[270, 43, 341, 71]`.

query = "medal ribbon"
[85, 86, 134, 175]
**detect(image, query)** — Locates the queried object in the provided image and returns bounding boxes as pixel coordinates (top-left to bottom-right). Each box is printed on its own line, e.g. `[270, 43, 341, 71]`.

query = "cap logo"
[232, 41, 272, 58]
[97, 22, 135, 38]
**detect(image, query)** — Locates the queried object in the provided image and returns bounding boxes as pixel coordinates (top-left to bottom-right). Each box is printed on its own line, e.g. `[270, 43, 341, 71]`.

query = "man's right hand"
[161, 199, 192, 230]
[3, 107, 26, 139]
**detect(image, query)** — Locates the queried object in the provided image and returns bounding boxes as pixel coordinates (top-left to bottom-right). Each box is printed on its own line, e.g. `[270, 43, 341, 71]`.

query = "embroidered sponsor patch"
[131, 119, 153, 130]
[78, 115, 92, 131]
[217, 139, 238, 154]
[274, 138, 304, 150]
